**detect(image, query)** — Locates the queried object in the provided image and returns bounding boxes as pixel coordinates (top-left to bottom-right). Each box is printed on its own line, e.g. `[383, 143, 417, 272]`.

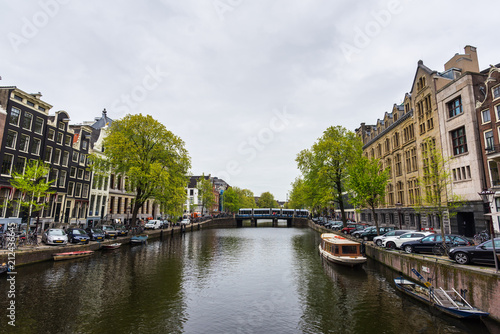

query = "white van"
[145, 220, 162, 230]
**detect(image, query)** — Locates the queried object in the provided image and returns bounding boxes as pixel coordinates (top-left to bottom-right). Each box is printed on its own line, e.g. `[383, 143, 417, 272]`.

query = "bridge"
[235, 208, 309, 227]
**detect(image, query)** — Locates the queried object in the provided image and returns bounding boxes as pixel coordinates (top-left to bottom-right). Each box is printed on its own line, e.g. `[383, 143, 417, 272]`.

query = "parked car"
[66, 228, 90, 244]
[448, 238, 500, 265]
[360, 226, 396, 241]
[145, 220, 162, 230]
[42, 228, 68, 245]
[352, 226, 375, 238]
[85, 227, 106, 241]
[100, 225, 118, 239]
[114, 224, 128, 236]
[401, 234, 473, 254]
[373, 230, 413, 246]
[382, 231, 435, 249]
[341, 223, 368, 234]
[181, 218, 191, 225]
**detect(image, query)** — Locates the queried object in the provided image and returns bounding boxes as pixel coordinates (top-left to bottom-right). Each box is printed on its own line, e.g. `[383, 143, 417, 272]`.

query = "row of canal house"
[0, 86, 161, 231]
[355, 45, 500, 238]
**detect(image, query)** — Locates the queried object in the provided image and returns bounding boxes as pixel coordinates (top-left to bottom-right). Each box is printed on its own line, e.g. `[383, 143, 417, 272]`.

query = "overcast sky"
[1, 0, 499, 201]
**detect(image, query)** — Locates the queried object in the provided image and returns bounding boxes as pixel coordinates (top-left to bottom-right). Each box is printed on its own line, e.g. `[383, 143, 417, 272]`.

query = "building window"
[5, 130, 17, 149]
[27, 101, 35, 107]
[448, 96, 463, 118]
[58, 170, 67, 188]
[56, 132, 63, 145]
[33, 117, 44, 134]
[395, 154, 402, 176]
[82, 184, 89, 198]
[68, 182, 75, 196]
[14, 157, 26, 174]
[75, 183, 82, 197]
[77, 169, 84, 179]
[22, 113, 33, 130]
[62, 151, 69, 166]
[9, 107, 21, 126]
[1, 154, 14, 175]
[485, 130, 494, 151]
[84, 170, 91, 181]
[58, 122, 65, 131]
[44, 146, 53, 163]
[72, 151, 79, 162]
[482, 109, 491, 123]
[48, 129, 55, 141]
[451, 127, 467, 155]
[19, 134, 29, 152]
[493, 85, 500, 100]
[30, 138, 41, 155]
[82, 140, 88, 150]
[489, 161, 500, 187]
[65, 135, 72, 146]
[53, 149, 61, 165]
[49, 169, 58, 186]
[70, 166, 77, 178]
[38, 106, 45, 112]
[13, 94, 23, 102]
[79, 154, 86, 165]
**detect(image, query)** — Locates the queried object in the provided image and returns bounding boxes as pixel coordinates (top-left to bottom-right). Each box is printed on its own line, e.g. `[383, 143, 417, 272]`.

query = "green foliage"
[288, 177, 307, 209]
[223, 187, 256, 213]
[197, 174, 215, 215]
[347, 156, 389, 234]
[10, 160, 55, 234]
[258, 191, 278, 208]
[99, 114, 191, 225]
[296, 125, 362, 224]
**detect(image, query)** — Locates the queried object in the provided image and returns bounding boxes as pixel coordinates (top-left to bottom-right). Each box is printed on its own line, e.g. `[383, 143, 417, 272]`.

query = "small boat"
[53, 250, 94, 261]
[130, 235, 148, 244]
[102, 243, 121, 250]
[319, 233, 367, 267]
[394, 277, 489, 319]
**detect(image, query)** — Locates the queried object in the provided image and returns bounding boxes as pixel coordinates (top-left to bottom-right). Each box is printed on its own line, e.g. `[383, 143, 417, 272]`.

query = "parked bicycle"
[432, 243, 451, 256]
[473, 230, 490, 245]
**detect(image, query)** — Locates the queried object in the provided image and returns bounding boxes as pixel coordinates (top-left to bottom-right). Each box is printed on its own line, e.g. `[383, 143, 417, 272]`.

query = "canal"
[1, 226, 497, 333]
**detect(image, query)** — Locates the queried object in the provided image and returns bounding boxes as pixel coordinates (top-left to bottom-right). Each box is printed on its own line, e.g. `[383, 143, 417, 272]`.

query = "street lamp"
[395, 202, 402, 229]
[478, 189, 499, 273]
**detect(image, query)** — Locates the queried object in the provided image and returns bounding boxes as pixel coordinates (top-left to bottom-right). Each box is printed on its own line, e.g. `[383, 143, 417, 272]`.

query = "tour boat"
[130, 235, 148, 244]
[53, 250, 94, 261]
[394, 277, 489, 319]
[319, 233, 367, 267]
[102, 243, 121, 250]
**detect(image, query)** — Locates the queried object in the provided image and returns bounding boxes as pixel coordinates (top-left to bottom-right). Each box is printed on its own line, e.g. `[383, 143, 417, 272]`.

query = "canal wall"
[308, 220, 500, 322]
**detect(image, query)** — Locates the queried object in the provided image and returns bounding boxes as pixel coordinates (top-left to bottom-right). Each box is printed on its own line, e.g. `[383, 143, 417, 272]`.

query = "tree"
[296, 126, 361, 227]
[92, 114, 191, 226]
[10, 160, 54, 235]
[288, 177, 308, 209]
[414, 138, 463, 249]
[223, 187, 256, 213]
[197, 174, 215, 215]
[258, 192, 278, 208]
[347, 156, 389, 235]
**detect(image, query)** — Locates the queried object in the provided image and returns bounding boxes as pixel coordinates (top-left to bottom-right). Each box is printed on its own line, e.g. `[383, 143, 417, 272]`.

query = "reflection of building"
[355, 46, 493, 237]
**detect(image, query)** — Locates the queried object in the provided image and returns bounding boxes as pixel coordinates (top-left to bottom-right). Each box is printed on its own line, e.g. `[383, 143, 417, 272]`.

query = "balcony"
[486, 144, 500, 162]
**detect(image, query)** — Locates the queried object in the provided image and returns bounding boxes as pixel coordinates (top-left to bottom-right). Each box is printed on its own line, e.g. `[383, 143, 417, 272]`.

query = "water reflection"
[0, 228, 498, 334]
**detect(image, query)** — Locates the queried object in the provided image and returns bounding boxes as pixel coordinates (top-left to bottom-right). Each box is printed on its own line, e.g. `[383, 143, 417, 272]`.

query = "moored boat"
[319, 233, 367, 267]
[53, 250, 94, 261]
[130, 235, 148, 244]
[394, 277, 489, 319]
[102, 243, 121, 250]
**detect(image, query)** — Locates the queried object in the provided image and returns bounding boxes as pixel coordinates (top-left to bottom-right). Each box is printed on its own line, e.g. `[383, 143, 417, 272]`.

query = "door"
[456, 212, 475, 237]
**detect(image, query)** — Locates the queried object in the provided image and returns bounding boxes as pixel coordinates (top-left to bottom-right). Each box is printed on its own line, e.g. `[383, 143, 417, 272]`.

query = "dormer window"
[58, 121, 65, 131]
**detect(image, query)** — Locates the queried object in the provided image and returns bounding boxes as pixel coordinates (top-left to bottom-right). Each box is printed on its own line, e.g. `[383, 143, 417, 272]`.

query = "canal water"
[1, 226, 498, 333]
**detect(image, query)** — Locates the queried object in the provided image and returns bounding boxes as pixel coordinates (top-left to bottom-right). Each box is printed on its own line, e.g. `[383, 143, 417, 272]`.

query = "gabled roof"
[92, 108, 113, 129]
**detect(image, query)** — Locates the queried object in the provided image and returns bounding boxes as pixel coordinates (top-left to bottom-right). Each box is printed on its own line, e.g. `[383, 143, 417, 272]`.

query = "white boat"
[319, 233, 367, 267]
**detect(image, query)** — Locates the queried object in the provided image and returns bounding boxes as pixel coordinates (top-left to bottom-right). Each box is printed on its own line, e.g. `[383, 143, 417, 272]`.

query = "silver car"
[42, 228, 68, 245]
